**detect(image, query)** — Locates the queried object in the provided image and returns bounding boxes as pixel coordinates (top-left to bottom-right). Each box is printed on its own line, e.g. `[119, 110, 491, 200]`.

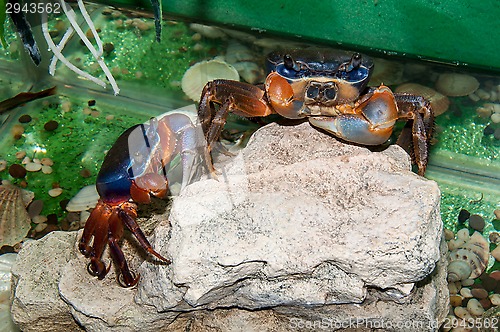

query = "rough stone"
[10, 123, 448, 331]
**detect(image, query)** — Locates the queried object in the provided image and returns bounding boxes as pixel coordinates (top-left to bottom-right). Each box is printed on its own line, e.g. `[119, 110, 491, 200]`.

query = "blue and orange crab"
[79, 112, 203, 287]
[80, 49, 433, 287]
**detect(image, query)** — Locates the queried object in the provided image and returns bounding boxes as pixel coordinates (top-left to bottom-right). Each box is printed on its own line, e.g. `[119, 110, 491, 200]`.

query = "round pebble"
[468, 214, 485, 232]
[466, 298, 484, 316]
[492, 113, 500, 123]
[490, 232, 500, 244]
[490, 293, 500, 306]
[458, 209, 470, 223]
[454, 306, 473, 320]
[59, 199, 70, 210]
[103, 42, 114, 54]
[40, 158, 53, 166]
[44, 120, 59, 131]
[494, 128, 500, 140]
[79, 169, 91, 178]
[484, 124, 495, 136]
[61, 100, 72, 112]
[32, 215, 48, 224]
[444, 228, 455, 241]
[460, 287, 473, 298]
[11, 124, 24, 139]
[495, 209, 500, 219]
[34, 222, 48, 233]
[21, 156, 30, 164]
[9, 164, 26, 178]
[25, 162, 42, 172]
[461, 279, 474, 287]
[18, 114, 32, 123]
[479, 298, 492, 310]
[28, 200, 44, 218]
[88, 99, 96, 107]
[48, 188, 63, 197]
[491, 246, 500, 261]
[15, 150, 26, 159]
[480, 274, 498, 291]
[490, 271, 500, 281]
[41, 165, 53, 174]
[0, 160, 6, 172]
[450, 295, 463, 307]
[456, 228, 470, 241]
[471, 287, 488, 299]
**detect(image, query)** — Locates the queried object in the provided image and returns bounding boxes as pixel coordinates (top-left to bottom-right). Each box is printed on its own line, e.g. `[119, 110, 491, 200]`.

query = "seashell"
[0, 183, 33, 247]
[448, 260, 472, 282]
[447, 231, 488, 282]
[66, 185, 99, 212]
[435, 73, 479, 97]
[181, 59, 240, 101]
[395, 83, 450, 116]
[0, 253, 18, 331]
[189, 23, 226, 39]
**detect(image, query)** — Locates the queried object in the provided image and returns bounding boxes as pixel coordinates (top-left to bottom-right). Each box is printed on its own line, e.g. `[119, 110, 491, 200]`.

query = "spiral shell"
[0, 183, 33, 247]
[447, 231, 489, 282]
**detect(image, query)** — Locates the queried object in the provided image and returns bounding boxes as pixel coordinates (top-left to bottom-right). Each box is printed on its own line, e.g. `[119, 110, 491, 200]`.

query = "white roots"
[41, 0, 120, 95]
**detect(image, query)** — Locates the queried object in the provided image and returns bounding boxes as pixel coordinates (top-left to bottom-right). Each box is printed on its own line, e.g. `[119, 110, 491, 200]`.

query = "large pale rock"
[137, 122, 443, 313]
[10, 122, 448, 331]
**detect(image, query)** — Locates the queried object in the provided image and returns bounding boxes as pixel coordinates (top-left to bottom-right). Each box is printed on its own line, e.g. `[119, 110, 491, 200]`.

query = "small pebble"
[466, 298, 484, 316]
[461, 279, 474, 287]
[479, 298, 492, 310]
[450, 295, 463, 307]
[90, 110, 100, 117]
[9, 164, 26, 178]
[40, 158, 53, 166]
[458, 209, 470, 223]
[490, 232, 500, 244]
[21, 156, 30, 164]
[490, 293, 500, 306]
[27, 200, 44, 218]
[46, 214, 58, 225]
[80, 211, 90, 227]
[41, 165, 53, 174]
[480, 274, 498, 291]
[34, 222, 48, 233]
[468, 214, 485, 232]
[59, 199, 70, 210]
[471, 287, 488, 299]
[456, 228, 470, 241]
[88, 99, 96, 107]
[103, 42, 114, 54]
[32, 158, 41, 164]
[492, 113, 500, 123]
[490, 271, 500, 281]
[15, 151, 26, 159]
[105, 114, 114, 121]
[444, 228, 455, 241]
[82, 107, 92, 115]
[44, 120, 59, 131]
[460, 287, 473, 298]
[494, 128, 500, 140]
[491, 246, 500, 261]
[61, 100, 72, 112]
[449, 282, 460, 294]
[11, 124, 24, 139]
[18, 114, 32, 123]
[0, 160, 6, 172]
[32, 215, 48, 224]
[495, 209, 500, 219]
[48, 188, 63, 197]
[484, 124, 495, 136]
[454, 306, 473, 320]
[80, 169, 91, 178]
[25, 162, 42, 172]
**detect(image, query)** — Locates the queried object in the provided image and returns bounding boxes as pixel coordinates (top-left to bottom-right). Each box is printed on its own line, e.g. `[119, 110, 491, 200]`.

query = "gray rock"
[138, 122, 443, 313]
[10, 122, 448, 331]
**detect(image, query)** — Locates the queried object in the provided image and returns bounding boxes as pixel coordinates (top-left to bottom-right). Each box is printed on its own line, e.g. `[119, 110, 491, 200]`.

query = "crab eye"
[324, 86, 337, 100]
[306, 83, 320, 99]
[284, 54, 295, 70]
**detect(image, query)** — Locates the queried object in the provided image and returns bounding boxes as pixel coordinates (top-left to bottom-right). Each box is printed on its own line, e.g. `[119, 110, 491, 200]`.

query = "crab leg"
[309, 86, 398, 145]
[394, 93, 433, 176]
[108, 208, 139, 287]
